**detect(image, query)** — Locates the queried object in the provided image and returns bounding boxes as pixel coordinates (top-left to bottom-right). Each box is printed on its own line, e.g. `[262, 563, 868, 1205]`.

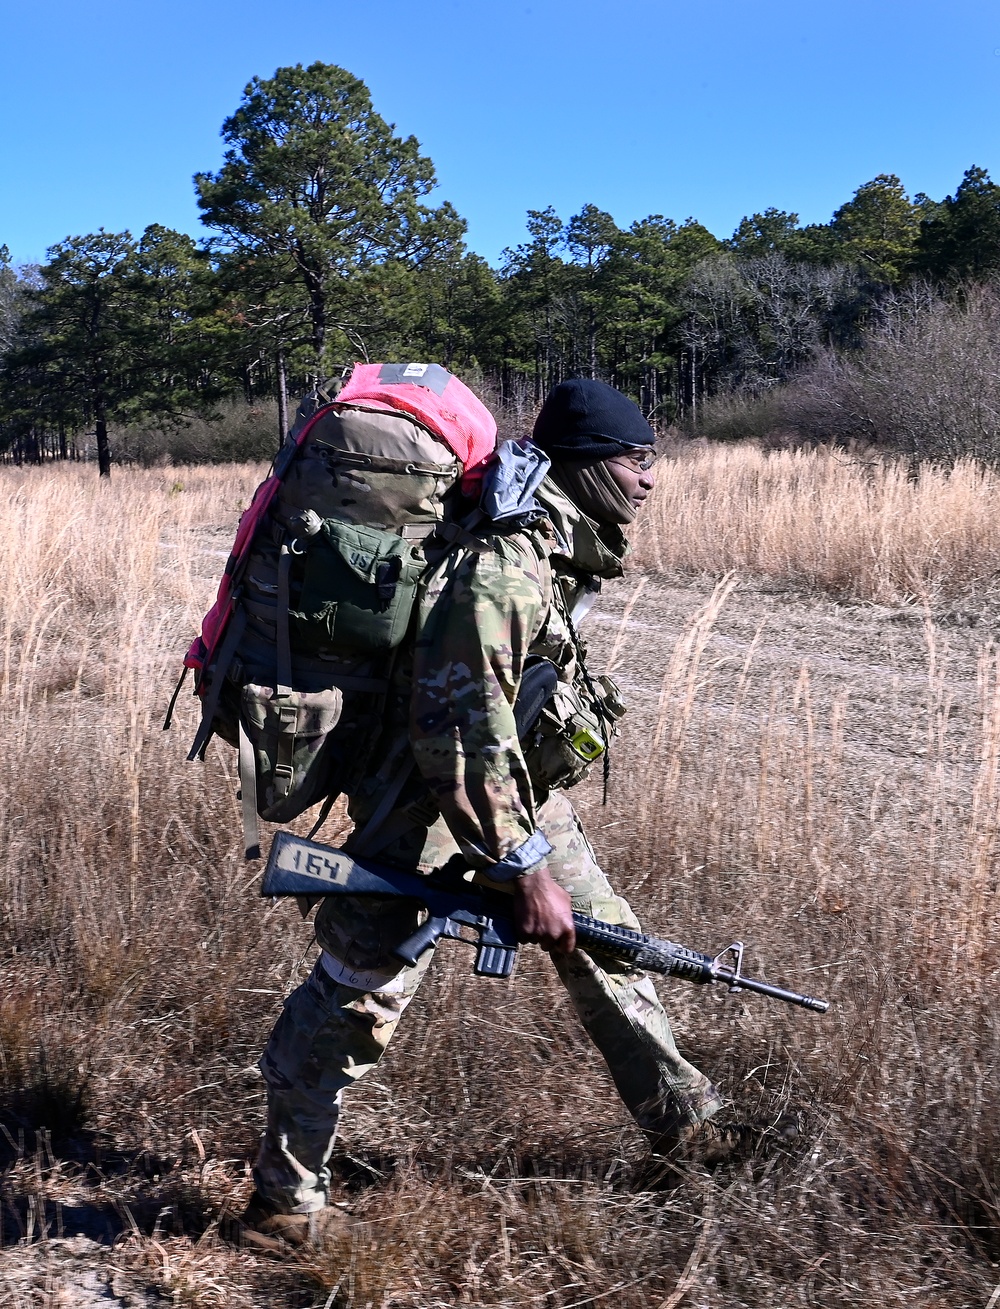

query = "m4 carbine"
[261, 832, 829, 1014]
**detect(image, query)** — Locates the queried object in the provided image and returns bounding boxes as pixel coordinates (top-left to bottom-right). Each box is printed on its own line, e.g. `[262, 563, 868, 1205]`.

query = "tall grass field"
[2, 449, 1000, 1306]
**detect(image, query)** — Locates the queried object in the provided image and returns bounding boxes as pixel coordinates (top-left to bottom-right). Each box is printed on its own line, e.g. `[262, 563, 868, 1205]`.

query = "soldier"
[228, 378, 775, 1253]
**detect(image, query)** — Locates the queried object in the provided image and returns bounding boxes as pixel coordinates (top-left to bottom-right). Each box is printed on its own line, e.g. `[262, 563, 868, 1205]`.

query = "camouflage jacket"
[399, 476, 628, 878]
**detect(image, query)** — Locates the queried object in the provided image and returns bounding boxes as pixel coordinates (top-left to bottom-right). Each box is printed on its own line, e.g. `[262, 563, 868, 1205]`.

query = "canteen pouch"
[292, 520, 426, 654]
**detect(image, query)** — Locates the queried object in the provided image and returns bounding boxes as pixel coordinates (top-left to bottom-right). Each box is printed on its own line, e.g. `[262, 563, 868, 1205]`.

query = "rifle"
[261, 832, 829, 1014]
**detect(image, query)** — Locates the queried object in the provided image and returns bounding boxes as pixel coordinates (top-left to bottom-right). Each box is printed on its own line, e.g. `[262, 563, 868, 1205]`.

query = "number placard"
[275, 837, 353, 887]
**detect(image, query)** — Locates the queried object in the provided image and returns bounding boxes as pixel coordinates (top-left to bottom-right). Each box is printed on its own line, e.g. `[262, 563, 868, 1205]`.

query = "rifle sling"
[348, 758, 417, 857]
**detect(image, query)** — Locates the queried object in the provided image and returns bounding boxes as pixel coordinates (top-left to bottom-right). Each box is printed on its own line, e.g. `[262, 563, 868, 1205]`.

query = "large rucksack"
[168, 363, 498, 858]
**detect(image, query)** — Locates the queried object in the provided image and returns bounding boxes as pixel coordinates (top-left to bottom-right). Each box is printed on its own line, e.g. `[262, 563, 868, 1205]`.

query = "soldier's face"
[604, 450, 657, 512]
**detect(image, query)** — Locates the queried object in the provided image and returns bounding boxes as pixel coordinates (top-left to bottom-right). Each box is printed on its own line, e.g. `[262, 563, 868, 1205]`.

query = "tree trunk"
[95, 396, 112, 478]
[689, 345, 698, 424]
[277, 348, 289, 452]
[304, 270, 327, 369]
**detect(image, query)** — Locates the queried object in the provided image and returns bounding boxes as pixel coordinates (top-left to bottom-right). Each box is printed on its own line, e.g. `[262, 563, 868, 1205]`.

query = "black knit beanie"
[531, 379, 655, 461]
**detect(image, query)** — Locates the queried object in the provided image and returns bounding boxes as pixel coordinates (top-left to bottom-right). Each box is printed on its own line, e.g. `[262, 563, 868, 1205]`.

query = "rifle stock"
[261, 832, 829, 1013]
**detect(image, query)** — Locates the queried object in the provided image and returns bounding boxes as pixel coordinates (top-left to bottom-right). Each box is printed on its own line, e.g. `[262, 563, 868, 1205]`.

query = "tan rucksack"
[169, 363, 497, 857]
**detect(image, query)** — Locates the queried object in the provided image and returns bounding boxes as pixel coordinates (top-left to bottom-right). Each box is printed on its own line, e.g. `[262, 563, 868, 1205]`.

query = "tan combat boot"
[636, 1112, 800, 1187]
[220, 1190, 352, 1256]
[678, 1111, 799, 1167]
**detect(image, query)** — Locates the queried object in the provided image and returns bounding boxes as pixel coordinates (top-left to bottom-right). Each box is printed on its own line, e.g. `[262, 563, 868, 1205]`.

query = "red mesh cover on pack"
[335, 362, 496, 470]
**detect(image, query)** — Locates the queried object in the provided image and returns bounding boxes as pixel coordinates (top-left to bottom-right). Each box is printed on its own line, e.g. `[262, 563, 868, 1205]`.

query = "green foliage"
[914, 166, 1000, 280]
[132, 224, 232, 391]
[0, 227, 226, 475]
[730, 182, 923, 283]
[0, 245, 22, 354]
[829, 174, 920, 284]
[3, 230, 143, 475]
[729, 208, 801, 257]
[498, 208, 723, 416]
[409, 249, 503, 370]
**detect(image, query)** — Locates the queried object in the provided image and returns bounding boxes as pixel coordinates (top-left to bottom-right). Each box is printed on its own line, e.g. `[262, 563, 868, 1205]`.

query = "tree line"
[3, 61, 1000, 474]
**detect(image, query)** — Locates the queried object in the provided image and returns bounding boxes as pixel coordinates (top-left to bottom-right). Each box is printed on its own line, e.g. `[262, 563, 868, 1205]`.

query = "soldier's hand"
[513, 865, 576, 954]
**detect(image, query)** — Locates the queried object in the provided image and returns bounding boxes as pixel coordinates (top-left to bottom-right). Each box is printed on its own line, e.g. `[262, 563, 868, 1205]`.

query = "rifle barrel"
[571, 914, 829, 1013]
[713, 969, 830, 1013]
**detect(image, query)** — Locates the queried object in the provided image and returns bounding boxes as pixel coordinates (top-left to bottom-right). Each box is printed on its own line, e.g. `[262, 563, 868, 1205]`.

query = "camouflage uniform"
[254, 478, 722, 1214]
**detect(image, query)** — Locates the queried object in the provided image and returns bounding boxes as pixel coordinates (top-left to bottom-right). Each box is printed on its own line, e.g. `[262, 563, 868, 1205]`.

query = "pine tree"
[195, 62, 467, 375]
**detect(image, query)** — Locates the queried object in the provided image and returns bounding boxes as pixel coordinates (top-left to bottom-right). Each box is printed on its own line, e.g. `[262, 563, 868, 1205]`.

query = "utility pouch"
[522, 673, 627, 792]
[239, 684, 347, 823]
[293, 521, 425, 654]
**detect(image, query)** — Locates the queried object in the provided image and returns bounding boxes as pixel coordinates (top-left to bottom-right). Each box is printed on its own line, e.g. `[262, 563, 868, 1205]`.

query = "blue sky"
[1, 0, 997, 268]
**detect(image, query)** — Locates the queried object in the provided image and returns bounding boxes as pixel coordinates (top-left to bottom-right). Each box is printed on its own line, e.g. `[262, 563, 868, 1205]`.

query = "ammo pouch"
[234, 669, 389, 859]
[521, 667, 626, 792]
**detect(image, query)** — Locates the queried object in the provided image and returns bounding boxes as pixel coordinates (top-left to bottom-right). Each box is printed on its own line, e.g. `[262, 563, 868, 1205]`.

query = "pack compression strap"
[162, 666, 189, 731]
[276, 539, 294, 697]
[186, 604, 248, 763]
[238, 718, 261, 860]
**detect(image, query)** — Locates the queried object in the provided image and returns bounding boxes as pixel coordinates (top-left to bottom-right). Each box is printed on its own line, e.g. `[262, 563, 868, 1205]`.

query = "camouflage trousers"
[254, 792, 722, 1213]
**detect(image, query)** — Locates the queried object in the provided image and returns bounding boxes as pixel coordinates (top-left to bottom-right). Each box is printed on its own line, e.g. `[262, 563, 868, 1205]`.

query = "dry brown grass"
[633, 443, 1000, 603]
[1, 453, 1000, 1306]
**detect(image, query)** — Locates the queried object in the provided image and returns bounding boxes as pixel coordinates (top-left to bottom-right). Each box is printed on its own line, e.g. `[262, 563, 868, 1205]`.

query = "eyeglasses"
[608, 448, 658, 472]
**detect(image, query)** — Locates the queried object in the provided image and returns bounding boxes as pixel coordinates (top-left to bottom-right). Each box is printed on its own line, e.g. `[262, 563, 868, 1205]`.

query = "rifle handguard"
[572, 914, 715, 981]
